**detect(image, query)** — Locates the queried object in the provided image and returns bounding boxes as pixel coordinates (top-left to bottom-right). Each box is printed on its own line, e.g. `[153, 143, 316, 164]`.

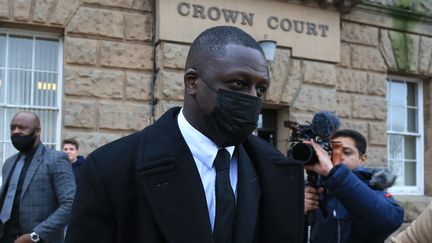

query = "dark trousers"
[0, 234, 17, 243]
[0, 223, 18, 243]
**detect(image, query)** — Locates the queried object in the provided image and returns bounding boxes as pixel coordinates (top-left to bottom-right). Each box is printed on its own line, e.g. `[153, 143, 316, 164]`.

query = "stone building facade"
[1, 0, 432, 233]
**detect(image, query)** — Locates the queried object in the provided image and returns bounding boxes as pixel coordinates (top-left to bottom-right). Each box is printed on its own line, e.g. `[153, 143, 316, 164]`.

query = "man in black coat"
[65, 25, 304, 243]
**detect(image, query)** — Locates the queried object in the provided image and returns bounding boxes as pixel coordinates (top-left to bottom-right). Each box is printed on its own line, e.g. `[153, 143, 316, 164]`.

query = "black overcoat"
[65, 107, 304, 243]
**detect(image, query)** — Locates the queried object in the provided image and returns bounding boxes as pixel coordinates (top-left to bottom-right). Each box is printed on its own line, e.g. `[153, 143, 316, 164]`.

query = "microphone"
[311, 111, 341, 139]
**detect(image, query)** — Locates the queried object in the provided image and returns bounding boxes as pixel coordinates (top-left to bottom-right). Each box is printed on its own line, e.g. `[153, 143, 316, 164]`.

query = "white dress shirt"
[177, 108, 238, 231]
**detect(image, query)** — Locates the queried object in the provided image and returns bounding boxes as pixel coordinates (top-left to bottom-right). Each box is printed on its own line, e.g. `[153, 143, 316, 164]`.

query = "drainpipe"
[149, 0, 158, 124]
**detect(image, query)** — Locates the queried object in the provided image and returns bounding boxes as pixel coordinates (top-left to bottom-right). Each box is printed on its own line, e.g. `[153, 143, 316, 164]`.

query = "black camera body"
[285, 121, 332, 165]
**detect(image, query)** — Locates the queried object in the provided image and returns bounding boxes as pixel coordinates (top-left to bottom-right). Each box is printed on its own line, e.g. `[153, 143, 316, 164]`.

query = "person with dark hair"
[0, 111, 75, 243]
[65, 26, 304, 243]
[62, 138, 85, 181]
[304, 129, 404, 243]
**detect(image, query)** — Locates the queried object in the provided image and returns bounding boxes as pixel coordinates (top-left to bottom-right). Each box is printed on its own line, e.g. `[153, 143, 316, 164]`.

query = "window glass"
[34, 72, 58, 107]
[7, 70, 32, 105]
[407, 82, 417, 107]
[404, 136, 416, 160]
[390, 159, 404, 186]
[390, 81, 406, 106]
[407, 108, 418, 133]
[0, 34, 5, 67]
[35, 38, 58, 72]
[0, 107, 3, 139]
[388, 134, 403, 160]
[0, 69, 4, 103]
[8, 36, 32, 69]
[405, 162, 416, 186]
[37, 109, 58, 144]
[390, 106, 405, 132]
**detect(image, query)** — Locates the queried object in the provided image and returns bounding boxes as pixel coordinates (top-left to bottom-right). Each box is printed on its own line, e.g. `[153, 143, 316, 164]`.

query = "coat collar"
[134, 107, 260, 242]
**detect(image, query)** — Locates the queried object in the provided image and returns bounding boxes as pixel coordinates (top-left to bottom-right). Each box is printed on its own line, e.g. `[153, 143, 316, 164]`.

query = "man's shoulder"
[244, 135, 294, 161]
[89, 131, 143, 161]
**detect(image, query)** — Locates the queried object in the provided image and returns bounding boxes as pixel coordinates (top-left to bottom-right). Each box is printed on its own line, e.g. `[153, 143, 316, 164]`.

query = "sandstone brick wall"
[63, 1, 153, 156]
[0, 0, 153, 156]
[1, 0, 431, 168]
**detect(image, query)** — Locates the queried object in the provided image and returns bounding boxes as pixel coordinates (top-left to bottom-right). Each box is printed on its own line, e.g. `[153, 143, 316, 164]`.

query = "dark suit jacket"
[65, 107, 304, 243]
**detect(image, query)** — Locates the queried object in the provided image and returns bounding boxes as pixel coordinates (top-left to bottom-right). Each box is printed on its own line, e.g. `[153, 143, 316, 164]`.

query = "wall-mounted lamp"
[258, 40, 277, 62]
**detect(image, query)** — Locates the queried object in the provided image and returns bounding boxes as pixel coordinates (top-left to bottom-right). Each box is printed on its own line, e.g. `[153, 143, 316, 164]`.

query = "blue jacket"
[309, 164, 404, 243]
[72, 155, 85, 182]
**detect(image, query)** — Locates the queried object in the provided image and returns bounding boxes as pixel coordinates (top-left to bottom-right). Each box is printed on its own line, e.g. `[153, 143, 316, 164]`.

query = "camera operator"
[304, 129, 404, 243]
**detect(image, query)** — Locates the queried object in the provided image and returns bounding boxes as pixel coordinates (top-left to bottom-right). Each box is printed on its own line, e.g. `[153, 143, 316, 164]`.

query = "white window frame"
[387, 75, 424, 195]
[0, 28, 63, 169]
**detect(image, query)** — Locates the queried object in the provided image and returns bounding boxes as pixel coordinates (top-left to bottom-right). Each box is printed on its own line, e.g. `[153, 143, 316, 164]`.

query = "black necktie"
[213, 148, 235, 243]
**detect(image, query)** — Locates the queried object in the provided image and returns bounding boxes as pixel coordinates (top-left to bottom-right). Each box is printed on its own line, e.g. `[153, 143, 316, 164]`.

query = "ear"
[360, 154, 368, 166]
[35, 126, 41, 137]
[184, 68, 198, 95]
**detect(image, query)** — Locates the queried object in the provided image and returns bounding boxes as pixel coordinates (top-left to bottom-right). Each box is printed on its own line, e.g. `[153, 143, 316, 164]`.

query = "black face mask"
[197, 87, 262, 147]
[11, 129, 37, 152]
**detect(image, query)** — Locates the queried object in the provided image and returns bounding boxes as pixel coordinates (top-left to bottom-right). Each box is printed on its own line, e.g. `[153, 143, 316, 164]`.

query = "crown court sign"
[156, 0, 340, 63]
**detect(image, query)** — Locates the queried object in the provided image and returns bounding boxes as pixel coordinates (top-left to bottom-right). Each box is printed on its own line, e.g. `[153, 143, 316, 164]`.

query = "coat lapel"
[135, 108, 213, 243]
[234, 145, 260, 243]
[20, 144, 44, 199]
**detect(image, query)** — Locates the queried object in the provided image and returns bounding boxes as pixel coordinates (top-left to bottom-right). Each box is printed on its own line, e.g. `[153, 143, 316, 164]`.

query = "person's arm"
[29, 152, 76, 241]
[323, 164, 403, 235]
[304, 140, 403, 237]
[391, 202, 432, 243]
[65, 155, 116, 243]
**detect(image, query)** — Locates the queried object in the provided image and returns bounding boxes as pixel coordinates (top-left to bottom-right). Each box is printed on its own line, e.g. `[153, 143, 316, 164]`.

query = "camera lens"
[290, 143, 318, 165]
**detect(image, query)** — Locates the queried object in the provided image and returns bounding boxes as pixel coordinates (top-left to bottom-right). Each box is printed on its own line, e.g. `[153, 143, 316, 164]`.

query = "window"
[256, 109, 278, 146]
[387, 76, 424, 195]
[0, 29, 63, 175]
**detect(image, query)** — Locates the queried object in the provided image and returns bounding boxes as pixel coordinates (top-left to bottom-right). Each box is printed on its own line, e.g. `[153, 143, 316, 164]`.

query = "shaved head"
[185, 26, 265, 71]
[13, 111, 41, 129]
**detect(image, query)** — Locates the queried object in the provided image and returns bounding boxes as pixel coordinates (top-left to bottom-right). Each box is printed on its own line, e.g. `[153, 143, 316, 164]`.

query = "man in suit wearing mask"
[0, 111, 76, 243]
[65, 25, 304, 243]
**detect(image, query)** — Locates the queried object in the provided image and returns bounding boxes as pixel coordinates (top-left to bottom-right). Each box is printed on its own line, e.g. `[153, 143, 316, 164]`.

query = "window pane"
[389, 134, 404, 160]
[0, 69, 4, 103]
[390, 106, 406, 132]
[4, 142, 17, 160]
[0, 107, 3, 139]
[6, 107, 23, 138]
[390, 159, 404, 186]
[37, 109, 58, 143]
[34, 72, 58, 107]
[407, 82, 417, 107]
[7, 70, 32, 105]
[35, 38, 58, 72]
[0, 34, 6, 67]
[389, 81, 406, 106]
[0, 142, 3, 166]
[407, 108, 418, 132]
[8, 36, 33, 69]
[405, 161, 416, 186]
[404, 136, 416, 160]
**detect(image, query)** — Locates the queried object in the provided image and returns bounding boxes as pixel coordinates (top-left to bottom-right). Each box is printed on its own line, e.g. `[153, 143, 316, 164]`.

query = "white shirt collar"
[177, 108, 235, 169]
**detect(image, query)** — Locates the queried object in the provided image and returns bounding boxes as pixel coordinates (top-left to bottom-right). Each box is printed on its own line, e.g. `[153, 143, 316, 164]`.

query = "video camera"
[285, 111, 341, 166]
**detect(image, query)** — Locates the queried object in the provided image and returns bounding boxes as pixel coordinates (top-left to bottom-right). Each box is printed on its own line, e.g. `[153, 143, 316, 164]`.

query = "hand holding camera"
[303, 140, 334, 177]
